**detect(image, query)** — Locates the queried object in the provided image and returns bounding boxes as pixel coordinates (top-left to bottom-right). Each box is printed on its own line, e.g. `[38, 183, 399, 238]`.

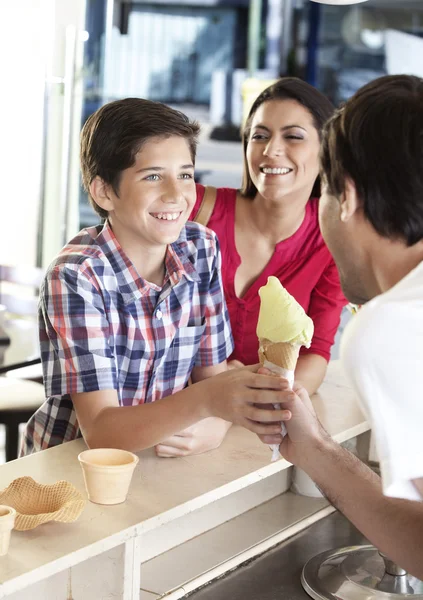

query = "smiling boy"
[21, 98, 289, 457]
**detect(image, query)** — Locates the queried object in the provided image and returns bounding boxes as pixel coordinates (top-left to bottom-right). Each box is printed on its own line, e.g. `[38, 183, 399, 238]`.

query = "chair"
[0, 264, 45, 461]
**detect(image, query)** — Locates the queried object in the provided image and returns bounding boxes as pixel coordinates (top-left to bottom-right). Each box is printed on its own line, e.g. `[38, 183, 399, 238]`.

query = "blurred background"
[1, 0, 423, 270]
[1, 0, 423, 366]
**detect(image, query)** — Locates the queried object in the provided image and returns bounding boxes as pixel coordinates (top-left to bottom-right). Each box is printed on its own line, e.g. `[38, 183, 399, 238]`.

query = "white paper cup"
[0, 505, 16, 556]
[78, 449, 139, 505]
[290, 467, 324, 498]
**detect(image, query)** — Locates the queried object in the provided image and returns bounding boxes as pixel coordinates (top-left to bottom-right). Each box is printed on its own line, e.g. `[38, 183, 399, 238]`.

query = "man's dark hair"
[80, 98, 200, 219]
[241, 77, 334, 198]
[321, 74, 423, 246]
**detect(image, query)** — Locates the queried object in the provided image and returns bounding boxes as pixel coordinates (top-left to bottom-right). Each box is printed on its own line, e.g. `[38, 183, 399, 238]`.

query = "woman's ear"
[89, 177, 114, 212]
[340, 178, 360, 223]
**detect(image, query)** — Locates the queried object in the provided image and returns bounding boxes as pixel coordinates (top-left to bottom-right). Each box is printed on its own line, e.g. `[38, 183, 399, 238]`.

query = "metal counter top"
[185, 511, 368, 600]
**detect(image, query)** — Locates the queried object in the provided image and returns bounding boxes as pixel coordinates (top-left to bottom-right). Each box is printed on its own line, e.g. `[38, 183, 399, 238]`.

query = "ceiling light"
[310, 0, 369, 5]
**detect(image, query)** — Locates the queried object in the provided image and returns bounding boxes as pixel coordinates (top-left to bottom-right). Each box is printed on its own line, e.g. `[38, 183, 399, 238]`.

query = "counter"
[0, 361, 369, 599]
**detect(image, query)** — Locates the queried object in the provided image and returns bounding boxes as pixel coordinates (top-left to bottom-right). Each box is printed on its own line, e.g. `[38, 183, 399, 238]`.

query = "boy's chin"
[159, 226, 186, 245]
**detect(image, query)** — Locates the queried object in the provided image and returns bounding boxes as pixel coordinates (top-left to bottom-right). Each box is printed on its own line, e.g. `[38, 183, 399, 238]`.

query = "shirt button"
[156, 310, 163, 320]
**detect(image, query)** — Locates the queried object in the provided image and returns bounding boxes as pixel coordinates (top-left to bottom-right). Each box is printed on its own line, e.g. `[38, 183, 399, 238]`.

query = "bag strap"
[194, 186, 217, 227]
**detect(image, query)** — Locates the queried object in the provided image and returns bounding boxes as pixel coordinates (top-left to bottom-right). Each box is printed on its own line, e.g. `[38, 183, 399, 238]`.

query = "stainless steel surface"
[302, 545, 423, 600]
[380, 552, 408, 577]
[185, 512, 368, 600]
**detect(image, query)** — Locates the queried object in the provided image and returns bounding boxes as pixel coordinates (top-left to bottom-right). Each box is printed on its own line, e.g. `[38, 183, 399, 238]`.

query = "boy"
[22, 98, 288, 456]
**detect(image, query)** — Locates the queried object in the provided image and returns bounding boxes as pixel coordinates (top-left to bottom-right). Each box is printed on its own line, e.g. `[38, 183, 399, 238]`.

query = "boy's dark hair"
[321, 74, 423, 246]
[80, 98, 200, 219]
[241, 77, 334, 198]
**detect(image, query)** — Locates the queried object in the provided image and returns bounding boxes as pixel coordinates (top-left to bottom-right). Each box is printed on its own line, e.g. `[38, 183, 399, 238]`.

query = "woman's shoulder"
[191, 184, 238, 221]
[195, 183, 238, 197]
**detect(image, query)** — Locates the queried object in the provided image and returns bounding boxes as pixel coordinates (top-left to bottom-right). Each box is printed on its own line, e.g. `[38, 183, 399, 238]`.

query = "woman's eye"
[251, 133, 267, 141]
[286, 135, 303, 140]
[144, 174, 160, 181]
[179, 173, 193, 179]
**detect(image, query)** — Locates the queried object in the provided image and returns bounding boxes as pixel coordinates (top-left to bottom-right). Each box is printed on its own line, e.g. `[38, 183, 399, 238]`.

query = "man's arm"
[259, 379, 423, 579]
[72, 364, 292, 453]
[304, 435, 423, 579]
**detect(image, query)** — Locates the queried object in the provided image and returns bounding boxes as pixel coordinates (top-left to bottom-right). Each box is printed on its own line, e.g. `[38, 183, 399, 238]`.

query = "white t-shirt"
[341, 260, 423, 501]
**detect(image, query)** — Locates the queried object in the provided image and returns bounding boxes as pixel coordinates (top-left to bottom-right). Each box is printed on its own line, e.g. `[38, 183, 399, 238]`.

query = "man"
[260, 74, 423, 578]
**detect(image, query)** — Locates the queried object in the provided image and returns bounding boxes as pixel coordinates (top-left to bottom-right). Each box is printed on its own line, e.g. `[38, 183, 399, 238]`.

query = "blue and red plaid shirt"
[21, 220, 234, 455]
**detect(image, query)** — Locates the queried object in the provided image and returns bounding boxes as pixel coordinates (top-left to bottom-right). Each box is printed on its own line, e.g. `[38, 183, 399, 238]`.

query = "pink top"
[190, 185, 347, 365]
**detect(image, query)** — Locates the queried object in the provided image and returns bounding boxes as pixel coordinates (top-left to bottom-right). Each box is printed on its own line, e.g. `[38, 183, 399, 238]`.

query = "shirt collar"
[95, 221, 200, 305]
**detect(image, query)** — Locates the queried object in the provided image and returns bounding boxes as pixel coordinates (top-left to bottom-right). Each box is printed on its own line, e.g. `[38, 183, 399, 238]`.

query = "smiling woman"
[190, 78, 347, 395]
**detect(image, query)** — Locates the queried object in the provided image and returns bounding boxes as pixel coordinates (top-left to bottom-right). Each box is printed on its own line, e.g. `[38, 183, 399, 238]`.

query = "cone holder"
[302, 545, 423, 600]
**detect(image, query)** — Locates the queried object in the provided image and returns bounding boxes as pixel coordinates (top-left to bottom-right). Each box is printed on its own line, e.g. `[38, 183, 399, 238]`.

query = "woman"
[191, 78, 346, 394]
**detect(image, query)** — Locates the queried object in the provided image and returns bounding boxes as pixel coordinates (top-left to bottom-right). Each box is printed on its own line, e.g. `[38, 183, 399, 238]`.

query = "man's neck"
[370, 237, 423, 295]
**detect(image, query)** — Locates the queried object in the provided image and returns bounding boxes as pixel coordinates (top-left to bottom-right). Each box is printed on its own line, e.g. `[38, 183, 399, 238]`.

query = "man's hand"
[257, 371, 328, 467]
[155, 417, 231, 457]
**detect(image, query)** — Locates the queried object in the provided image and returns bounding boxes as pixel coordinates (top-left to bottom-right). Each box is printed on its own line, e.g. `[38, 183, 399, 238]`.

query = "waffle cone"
[258, 338, 300, 371]
[0, 476, 86, 531]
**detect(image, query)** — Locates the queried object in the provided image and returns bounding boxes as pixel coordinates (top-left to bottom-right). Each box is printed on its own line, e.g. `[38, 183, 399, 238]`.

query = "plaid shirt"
[21, 221, 233, 455]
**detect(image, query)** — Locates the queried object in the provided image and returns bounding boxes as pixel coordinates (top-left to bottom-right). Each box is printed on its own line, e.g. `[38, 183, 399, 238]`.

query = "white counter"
[0, 361, 369, 599]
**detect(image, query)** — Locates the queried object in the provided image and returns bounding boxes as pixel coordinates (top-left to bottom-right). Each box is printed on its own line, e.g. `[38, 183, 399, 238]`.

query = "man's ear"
[340, 178, 360, 223]
[89, 177, 114, 212]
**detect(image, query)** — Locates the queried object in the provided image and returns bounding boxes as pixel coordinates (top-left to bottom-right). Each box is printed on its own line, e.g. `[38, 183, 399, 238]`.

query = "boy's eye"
[144, 174, 160, 181]
[179, 173, 193, 180]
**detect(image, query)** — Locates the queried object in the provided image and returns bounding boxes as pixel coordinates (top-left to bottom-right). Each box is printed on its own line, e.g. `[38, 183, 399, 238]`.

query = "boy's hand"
[202, 364, 293, 437]
[155, 417, 231, 457]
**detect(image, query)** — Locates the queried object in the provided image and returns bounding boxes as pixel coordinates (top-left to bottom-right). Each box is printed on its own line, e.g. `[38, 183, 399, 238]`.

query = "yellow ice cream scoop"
[256, 276, 314, 347]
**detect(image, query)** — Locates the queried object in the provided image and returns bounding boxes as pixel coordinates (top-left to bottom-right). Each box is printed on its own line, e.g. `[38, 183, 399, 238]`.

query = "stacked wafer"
[256, 276, 314, 460]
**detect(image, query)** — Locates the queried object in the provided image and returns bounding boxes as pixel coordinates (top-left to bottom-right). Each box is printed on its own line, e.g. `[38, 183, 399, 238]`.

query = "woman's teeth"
[152, 212, 180, 221]
[261, 167, 292, 175]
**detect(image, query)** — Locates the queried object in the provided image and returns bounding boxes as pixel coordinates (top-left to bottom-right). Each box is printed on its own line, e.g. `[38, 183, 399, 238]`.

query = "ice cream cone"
[259, 338, 301, 372]
[256, 277, 314, 462]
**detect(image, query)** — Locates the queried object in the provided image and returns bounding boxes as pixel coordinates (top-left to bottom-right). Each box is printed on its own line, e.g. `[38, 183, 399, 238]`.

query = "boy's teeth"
[153, 212, 180, 221]
[262, 167, 291, 175]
